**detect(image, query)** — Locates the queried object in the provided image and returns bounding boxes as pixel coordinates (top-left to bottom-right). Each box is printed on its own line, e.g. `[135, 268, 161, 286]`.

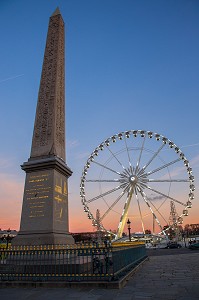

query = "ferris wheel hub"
[129, 175, 137, 184]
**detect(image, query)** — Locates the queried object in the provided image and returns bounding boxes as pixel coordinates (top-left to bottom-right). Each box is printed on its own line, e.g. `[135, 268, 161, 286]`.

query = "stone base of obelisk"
[12, 232, 74, 246]
[13, 156, 74, 247]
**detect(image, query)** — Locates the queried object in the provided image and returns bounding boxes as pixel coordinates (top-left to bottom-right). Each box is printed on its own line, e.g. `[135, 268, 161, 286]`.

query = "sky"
[0, 0, 199, 234]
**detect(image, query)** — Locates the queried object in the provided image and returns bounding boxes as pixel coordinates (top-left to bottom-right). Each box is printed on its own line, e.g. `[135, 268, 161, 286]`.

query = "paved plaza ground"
[0, 248, 199, 300]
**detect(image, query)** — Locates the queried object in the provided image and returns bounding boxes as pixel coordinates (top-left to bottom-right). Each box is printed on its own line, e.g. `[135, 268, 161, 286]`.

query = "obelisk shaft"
[31, 9, 65, 161]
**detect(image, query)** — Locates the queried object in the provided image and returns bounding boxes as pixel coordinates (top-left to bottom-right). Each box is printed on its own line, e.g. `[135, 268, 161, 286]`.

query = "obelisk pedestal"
[13, 8, 74, 246]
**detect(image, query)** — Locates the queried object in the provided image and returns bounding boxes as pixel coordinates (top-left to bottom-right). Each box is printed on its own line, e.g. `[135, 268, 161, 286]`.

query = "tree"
[145, 229, 151, 234]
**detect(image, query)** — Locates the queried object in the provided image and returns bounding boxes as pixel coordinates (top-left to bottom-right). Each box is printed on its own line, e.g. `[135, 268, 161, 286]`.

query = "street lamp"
[6, 228, 11, 249]
[127, 219, 131, 242]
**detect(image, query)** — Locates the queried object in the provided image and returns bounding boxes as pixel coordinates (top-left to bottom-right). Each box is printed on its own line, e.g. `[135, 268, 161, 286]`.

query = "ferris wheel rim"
[80, 130, 194, 238]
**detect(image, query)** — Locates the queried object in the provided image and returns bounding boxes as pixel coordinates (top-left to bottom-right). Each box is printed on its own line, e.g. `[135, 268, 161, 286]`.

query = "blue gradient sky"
[0, 0, 198, 232]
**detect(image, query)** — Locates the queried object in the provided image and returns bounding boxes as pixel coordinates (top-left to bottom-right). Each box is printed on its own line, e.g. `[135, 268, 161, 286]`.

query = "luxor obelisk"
[13, 8, 74, 245]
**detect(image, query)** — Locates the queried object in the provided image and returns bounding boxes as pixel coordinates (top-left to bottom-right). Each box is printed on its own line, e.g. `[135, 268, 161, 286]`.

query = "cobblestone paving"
[1, 251, 199, 300]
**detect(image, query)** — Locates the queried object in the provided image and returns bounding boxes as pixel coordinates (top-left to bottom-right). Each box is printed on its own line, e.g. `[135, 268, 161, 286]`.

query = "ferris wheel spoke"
[142, 143, 165, 171]
[86, 179, 120, 183]
[124, 136, 132, 171]
[87, 184, 126, 204]
[92, 161, 122, 176]
[105, 144, 126, 170]
[117, 186, 134, 238]
[145, 185, 186, 207]
[147, 198, 168, 224]
[154, 196, 168, 211]
[100, 188, 128, 221]
[136, 136, 146, 171]
[148, 179, 189, 183]
[135, 188, 145, 233]
[139, 188, 165, 234]
[147, 158, 181, 176]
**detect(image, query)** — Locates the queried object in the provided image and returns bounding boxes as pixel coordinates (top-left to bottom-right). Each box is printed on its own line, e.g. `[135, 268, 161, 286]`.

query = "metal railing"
[0, 244, 146, 282]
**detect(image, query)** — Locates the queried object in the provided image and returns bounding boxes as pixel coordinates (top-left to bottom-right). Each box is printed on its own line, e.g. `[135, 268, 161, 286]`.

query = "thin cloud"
[67, 139, 79, 148]
[162, 141, 199, 153]
[0, 173, 23, 199]
[158, 153, 199, 180]
[160, 165, 185, 180]
[181, 142, 199, 149]
[190, 154, 199, 166]
[0, 74, 24, 84]
[147, 194, 165, 201]
[0, 158, 12, 168]
[75, 152, 90, 160]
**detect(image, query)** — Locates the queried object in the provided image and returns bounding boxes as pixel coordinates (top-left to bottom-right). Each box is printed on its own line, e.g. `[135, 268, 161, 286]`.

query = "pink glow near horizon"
[0, 172, 198, 233]
[0, 173, 23, 230]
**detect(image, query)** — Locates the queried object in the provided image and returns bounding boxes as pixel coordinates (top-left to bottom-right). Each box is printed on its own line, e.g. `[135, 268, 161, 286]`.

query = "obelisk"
[13, 8, 74, 246]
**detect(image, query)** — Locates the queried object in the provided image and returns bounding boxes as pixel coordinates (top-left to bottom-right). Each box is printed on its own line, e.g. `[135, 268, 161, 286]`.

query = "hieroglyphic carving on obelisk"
[13, 8, 74, 246]
[31, 7, 66, 161]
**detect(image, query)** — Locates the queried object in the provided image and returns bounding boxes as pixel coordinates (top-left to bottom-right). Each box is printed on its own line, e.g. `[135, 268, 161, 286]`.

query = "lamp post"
[6, 228, 11, 249]
[127, 219, 131, 242]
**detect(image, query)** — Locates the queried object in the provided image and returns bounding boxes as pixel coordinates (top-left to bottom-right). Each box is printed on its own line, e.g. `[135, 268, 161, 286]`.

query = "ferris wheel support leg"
[116, 186, 134, 239]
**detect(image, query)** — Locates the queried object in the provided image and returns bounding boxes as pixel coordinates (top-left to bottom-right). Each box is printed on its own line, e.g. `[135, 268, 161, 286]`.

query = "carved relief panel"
[31, 14, 66, 161]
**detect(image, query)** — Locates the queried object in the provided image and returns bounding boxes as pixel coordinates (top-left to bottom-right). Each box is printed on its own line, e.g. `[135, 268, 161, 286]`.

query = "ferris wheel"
[80, 130, 194, 240]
